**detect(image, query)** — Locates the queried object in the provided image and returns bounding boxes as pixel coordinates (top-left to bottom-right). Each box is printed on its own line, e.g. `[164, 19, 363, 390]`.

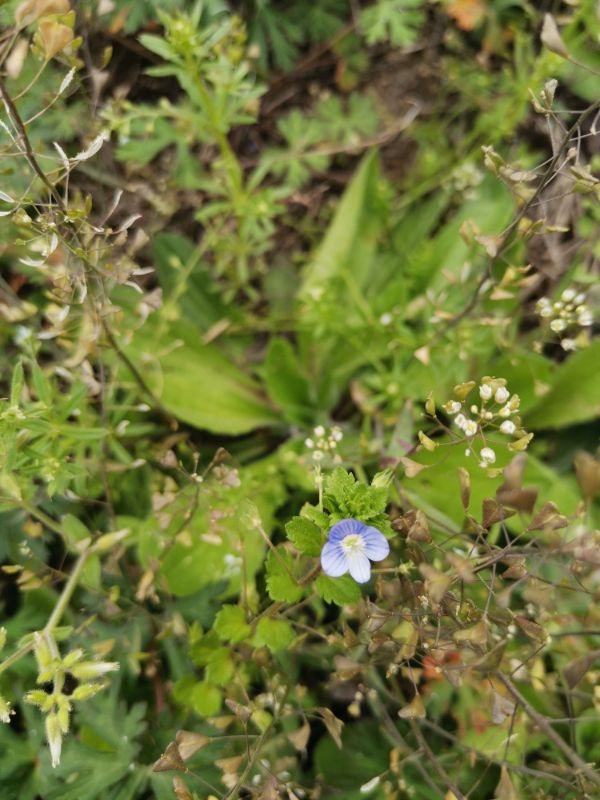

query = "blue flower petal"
[360, 526, 390, 562]
[327, 518, 365, 542]
[321, 541, 348, 577]
[346, 550, 371, 583]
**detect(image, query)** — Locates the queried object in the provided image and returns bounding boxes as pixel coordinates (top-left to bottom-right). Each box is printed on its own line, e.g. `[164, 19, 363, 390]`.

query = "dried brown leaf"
[152, 741, 186, 773]
[458, 467, 471, 511]
[398, 693, 426, 719]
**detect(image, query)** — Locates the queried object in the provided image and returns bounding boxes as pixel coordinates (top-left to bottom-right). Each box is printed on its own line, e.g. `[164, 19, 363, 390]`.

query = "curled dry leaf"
[38, 19, 73, 58]
[541, 13, 569, 58]
[319, 707, 344, 749]
[453, 619, 488, 648]
[458, 467, 470, 511]
[527, 502, 568, 532]
[420, 563, 451, 604]
[152, 741, 186, 773]
[172, 776, 193, 800]
[287, 720, 310, 752]
[175, 730, 211, 760]
[398, 692, 426, 719]
[514, 616, 548, 644]
[574, 451, 600, 502]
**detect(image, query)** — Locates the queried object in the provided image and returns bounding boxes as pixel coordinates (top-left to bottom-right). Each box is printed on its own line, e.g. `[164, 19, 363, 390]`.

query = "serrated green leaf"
[214, 606, 251, 643]
[315, 574, 361, 605]
[285, 516, 323, 557]
[265, 547, 303, 603]
[253, 618, 295, 651]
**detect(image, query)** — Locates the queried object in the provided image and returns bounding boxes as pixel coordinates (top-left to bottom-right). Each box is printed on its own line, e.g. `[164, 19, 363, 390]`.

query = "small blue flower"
[321, 518, 390, 584]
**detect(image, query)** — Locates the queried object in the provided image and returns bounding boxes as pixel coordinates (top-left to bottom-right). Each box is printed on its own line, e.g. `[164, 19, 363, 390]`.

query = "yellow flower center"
[341, 534, 365, 554]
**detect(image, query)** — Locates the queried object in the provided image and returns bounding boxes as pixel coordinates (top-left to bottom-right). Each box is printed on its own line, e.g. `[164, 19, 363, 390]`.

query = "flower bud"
[0, 695, 11, 723]
[494, 387, 509, 404]
[479, 384, 493, 401]
[46, 712, 63, 768]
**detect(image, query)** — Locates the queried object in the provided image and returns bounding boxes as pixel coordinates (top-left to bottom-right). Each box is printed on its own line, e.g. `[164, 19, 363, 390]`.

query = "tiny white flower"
[561, 288, 576, 302]
[379, 312, 393, 326]
[360, 776, 381, 794]
[494, 387, 509, 404]
[561, 338, 577, 351]
[331, 427, 343, 442]
[463, 420, 478, 437]
[455, 413, 467, 430]
[479, 447, 496, 467]
[550, 318, 567, 332]
[46, 713, 62, 769]
[479, 384, 493, 401]
[500, 420, 516, 435]
[312, 450, 324, 462]
[313, 425, 325, 437]
[574, 293, 586, 305]
[465, 448, 471, 456]
[539, 305, 553, 318]
[304, 438, 314, 449]
[499, 404, 512, 417]
[470, 404, 478, 413]
[447, 401, 461, 414]
[578, 310, 593, 327]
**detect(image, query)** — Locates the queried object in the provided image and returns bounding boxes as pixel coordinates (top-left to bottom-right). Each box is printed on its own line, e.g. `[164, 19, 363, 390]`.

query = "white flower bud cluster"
[535, 289, 593, 351]
[442, 377, 532, 470]
[304, 424, 343, 464]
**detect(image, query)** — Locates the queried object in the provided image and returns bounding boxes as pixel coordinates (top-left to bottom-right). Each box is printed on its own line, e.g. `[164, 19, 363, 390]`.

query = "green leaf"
[122, 309, 280, 435]
[300, 150, 381, 299]
[10, 360, 23, 406]
[264, 338, 313, 424]
[315, 574, 361, 605]
[205, 648, 235, 686]
[314, 719, 389, 794]
[153, 233, 229, 329]
[214, 606, 251, 643]
[265, 547, 303, 603]
[253, 618, 295, 651]
[192, 682, 222, 716]
[61, 514, 90, 550]
[524, 340, 600, 429]
[81, 553, 101, 590]
[285, 516, 323, 557]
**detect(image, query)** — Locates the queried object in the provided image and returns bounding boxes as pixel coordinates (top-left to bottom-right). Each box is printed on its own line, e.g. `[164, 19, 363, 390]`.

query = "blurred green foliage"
[0, 1, 599, 799]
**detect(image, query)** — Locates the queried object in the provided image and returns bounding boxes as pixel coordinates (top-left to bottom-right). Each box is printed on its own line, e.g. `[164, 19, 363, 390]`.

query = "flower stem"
[0, 546, 91, 676]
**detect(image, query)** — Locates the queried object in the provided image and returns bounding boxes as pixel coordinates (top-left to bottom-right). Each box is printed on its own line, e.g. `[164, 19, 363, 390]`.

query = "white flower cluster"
[536, 288, 593, 351]
[443, 377, 532, 470]
[305, 424, 343, 463]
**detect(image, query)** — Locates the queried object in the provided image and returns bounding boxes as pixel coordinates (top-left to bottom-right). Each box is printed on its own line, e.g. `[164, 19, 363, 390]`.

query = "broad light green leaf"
[153, 233, 229, 329]
[123, 313, 280, 435]
[404, 447, 581, 527]
[524, 340, 600, 429]
[300, 150, 381, 298]
[264, 338, 313, 424]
